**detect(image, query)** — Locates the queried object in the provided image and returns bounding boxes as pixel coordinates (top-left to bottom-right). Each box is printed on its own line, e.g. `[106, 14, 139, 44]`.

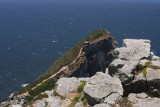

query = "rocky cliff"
[1, 30, 160, 107]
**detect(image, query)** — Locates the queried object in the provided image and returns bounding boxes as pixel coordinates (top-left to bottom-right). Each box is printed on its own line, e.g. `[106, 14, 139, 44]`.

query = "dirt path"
[31, 48, 83, 91]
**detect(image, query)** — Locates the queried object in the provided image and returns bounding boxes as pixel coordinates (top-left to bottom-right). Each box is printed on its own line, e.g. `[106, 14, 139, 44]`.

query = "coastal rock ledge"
[1, 30, 160, 107]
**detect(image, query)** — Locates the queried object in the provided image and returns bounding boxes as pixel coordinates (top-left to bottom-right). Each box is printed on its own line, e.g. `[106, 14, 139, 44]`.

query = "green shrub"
[35, 93, 48, 100]
[77, 81, 87, 92]
[82, 98, 87, 105]
[29, 79, 55, 97]
[53, 91, 58, 96]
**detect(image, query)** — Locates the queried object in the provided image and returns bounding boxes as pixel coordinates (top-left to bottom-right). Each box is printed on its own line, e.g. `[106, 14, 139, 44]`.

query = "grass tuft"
[77, 81, 87, 93]
[82, 98, 87, 105]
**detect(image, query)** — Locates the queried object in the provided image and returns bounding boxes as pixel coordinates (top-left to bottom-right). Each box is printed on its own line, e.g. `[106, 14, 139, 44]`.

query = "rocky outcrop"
[2, 35, 160, 107]
[134, 58, 160, 96]
[106, 39, 151, 97]
[83, 72, 123, 105]
[108, 39, 151, 83]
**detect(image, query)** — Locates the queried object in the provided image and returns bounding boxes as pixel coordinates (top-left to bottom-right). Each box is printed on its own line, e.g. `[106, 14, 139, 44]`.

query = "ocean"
[0, 0, 160, 102]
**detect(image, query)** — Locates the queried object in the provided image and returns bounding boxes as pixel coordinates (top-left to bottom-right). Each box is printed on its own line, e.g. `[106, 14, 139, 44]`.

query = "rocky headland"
[1, 29, 160, 107]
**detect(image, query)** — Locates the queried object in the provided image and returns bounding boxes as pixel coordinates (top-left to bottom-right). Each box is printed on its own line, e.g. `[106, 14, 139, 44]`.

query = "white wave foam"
[21, 83, 29, 87]
[151, 51, 155, 56]
[52, 40, 58, 43]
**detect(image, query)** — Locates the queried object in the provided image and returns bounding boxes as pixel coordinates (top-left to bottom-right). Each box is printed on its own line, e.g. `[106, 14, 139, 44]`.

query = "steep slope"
[0, 29, 117, 106]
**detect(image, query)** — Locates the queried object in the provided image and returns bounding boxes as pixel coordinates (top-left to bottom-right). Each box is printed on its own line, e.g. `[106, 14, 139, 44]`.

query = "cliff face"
[70, 35, 117, 77]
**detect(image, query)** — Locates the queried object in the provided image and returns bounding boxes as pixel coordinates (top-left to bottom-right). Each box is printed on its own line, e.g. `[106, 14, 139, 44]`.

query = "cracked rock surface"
[83, 72, 123, 105]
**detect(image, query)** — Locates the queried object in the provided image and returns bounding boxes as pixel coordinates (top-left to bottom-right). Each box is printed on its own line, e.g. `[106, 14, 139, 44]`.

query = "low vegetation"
[137, 61, 152, 77]
[137, 61, 160, 77]
[77, 81, 87, 92]
[29, 79, 55, 97]
[70, 93, 82, 107]
[142, 67, 147, 78]
[24, 79, 54, 104]
[34, 93, 48, 100]
[82, 98, 88, 105]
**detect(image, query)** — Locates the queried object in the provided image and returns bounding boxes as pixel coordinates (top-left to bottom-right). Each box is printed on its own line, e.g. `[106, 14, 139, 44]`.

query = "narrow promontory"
[1, 30, 160, 107]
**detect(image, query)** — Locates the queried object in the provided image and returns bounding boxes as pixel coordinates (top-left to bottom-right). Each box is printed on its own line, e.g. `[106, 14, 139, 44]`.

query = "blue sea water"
[0, 0, 160, 102]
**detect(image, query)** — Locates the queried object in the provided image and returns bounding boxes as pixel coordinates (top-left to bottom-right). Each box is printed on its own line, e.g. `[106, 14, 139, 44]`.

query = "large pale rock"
[34, 95, 66, 107]
[55, 77, 90, 97]
[83, 72, 123, 105]
[46, 96, 65, 107]
[35, 100, 46, 107]
[108, 39, 151, 83]
[128, 93, 160, 107]
[55, 77, 79, 96]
